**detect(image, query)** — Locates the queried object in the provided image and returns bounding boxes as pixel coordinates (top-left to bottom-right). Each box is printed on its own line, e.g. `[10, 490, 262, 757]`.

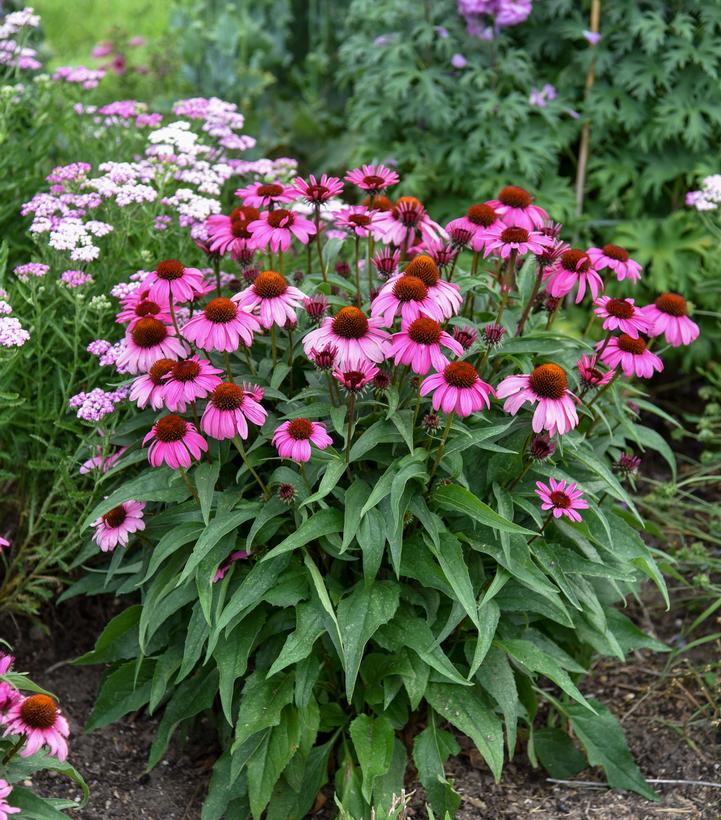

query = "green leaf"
[468, 600, 500, 678]
[533, 727, 586, 779]
[215, 555, 290, 635]
[303, 551, 344, 658]
[349, 714, 395, 802]
[301, 457, 346, 506]
[357, 507, 387, 581]
[475, 646, 518, 757]
[413, 718, 461, 819]
[247, 706, 301, 819]
[4, 751, 89, 805]
[86, 659, 154, 732]
[267, 600, 326, 677]
[570, 447, 642, 523]
[233, 671, 295, 750]
[195, 460, 220, 524]
[75, 605, 140, 665]
[432, 484, 537, 535]
[180, 505, 259, 581]
[214, 609, 265, 724]
[246, 496, 287, 552]
[630, 424, 676, 480]
[429, 532, 480, 630]
[341, 480, 371, 552]
[350, 419, 402, 461]
[337, 581, 400, 700]
[5, 787, 77, 819]
[262, 508, 344, 561]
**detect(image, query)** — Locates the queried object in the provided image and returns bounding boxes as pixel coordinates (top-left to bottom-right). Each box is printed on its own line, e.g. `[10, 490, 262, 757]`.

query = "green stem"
[529, 511, 554, 545]
[242, 344, 256, 376]
[178, 466, 200, 504]
[2, 735, 25, 765]
[233, 437, 271, 499]
[314, 206, 327, 282]
[271, 325, 277, 368]
[345, 393, 356, 465]
[354, 235, 361, 302]
[515, 263, 543, 337]
[427, 412, 454, 487]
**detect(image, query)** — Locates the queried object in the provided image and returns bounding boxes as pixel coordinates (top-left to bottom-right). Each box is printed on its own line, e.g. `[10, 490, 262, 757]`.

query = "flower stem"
[178, 466, 200, 504]
[168, 296, 182, 338]
[515, 264, 543, 336]
[529, 510, 554, 545]
[213, 257, 221, 296]
[299, 462, 313, 493]
[242, 344, 256, 376]
[427, 412, 454, 487]
[233, 437, 270, 499]
[354, 235, 361, 303]
[271, 325, 277, 368]
[345, 393, 356, 465]
[224, 350, 234, 382]
[314, 206, 327, 282]
[2, 734, 25, 765]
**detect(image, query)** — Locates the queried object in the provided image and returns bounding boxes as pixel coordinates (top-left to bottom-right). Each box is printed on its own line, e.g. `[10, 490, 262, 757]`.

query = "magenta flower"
[345, 164, 399, 193]
[292, 173, 344, 204]
[247, 209, 317, 252]
[214, 550, 250, 582]
[116, 293, 172, 329]
[544, 249, 604, 303]
[414, 237, 456, 270]
[0, 537, 8, 552]
[4, 695, 70, 762]
[205, 206, 260, 258]
[234, 270, 306, 329]
[117, 318, 188, 375]
[201, 382, 267, 441]
[272, 418, 332, 462]
[597, 335, 663, 379]
[577, 354, 615, 390]
[371, 274, 444, 327]
[144, 259, 207, 304]
[305, 294, 329, 323]
[420, 361, 494, 417]
[487, 186, 548, 230]
[161, 355, 223, 412]
[535, 478, 588, 523]
[401, 255, 462, 319]
[642, 293, 700, 347]
[332, 360, 379, 394]
[496, 364, 579, 436]
[333, 205, 383, 237]
[303, 306, 390, 368]
[182, 296, 261, 351]
[375, 196, 446, 249]
[129, 358, 175, 409]
[0, 779, 19, 818]
[373, 248, 401, 279]
[446, 202, 501, 253]
[587, 244, 642, 283]
[593, 296, 650, 338]
[388, 317, 464, 375]
[234, 180, 294, 208]
[143, 415, 208, 468]
[241, 382, 265, 403]
[485, 224, 554, 259]
[92, 500, 146, 552]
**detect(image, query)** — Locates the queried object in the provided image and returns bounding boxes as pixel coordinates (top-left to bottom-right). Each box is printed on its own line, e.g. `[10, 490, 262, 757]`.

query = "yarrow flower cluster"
[686, 174, 721, 211]
[458, 0, 533, 39]
[69, 386, 127, 422]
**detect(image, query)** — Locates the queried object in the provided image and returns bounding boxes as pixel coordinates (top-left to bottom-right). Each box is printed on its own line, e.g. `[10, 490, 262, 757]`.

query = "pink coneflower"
[332, 205, 382, 238]
[272, 418, 332, 462]
[0, 537, 8, 552]
[529, 433, 556, 461]
[310, 344, 338, 371]
[201, 382, 267, 440]
[92, 500, 146, 552]
[117, 318, 188, 374]
[485, 224, 553, 259]
[79, 446, 127, 475]
[371, 274, 443, 326]
[305, 294, 329, 323]
[205, 206, 260, 259]
[446, 203, 501, 252]
[420, 361, 494, 417]
[401, 255, 462, 319]
[278, 483, 296, 504]
[345, 164, 399, 193]
[388, 317, 464, 374]
[414, 237, 457, 270]
[496, 364, 579, 436]
[129, 358, 175, 409]
[482, 323, 506, 349]
[248, 209, 317, 252]
[116, 294, 172, 329]
[303, 306, 390, 368]
[234, 270, 306, 329]
[143, 415, 208, 468]
[577, 354, 615, 390]
[598, 334, 663, 379]
[182, 296, 260, 352]
[594, 296, 649, 338]
[642, 293, 700, 347]
[4, 694, 70, 762]
[535, 478, 588, 523]
[144, 260, 207, 304]
[373, 248, 401, 280]
[0, 779, 20, 819]
[375, 196, 446, 248]
[453, 325, 478, 350]
[234, 180, 294, 208]
[292, 173, 344, 204]
[242, 382, 265, 402]
[213, 550, 250, 583]
[332, 360, 379, 394]
[162, 355, 223, 412]
[487, 185, 548, 230]
[587, 244, 642, 283]
[544, 249, 604, 303]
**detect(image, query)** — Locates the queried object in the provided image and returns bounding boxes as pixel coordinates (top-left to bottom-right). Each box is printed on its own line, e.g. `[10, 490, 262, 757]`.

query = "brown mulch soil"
[4, 589, 721, 819]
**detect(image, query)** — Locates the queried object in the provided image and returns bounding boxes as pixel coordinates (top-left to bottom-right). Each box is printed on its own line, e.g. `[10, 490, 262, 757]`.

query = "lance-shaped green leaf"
[349, 714, 395, 802]
[432, 484, 537, 535]
[261, 508, 343, 561]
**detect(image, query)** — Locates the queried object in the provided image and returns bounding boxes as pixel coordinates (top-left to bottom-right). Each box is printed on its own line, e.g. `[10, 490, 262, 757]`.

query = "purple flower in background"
[529, 84, 557, 108]
[434, 25, 449, 39]
[583, 30, 602, 45]
[451, 53, 467, 69]
[459, 0, 533, 35]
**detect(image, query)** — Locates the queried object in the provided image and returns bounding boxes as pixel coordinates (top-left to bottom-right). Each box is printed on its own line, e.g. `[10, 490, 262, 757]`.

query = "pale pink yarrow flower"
[4, 695, 70, 762]
[544, 249, 604, 303]
[496, 364, 579, 436]
[345, 164, 399, 193]
[162, 355, 223, 412]
[593, 296, 650, 338]
[234, 270, 305, 329]
[144, 259, 207, 304]
[388, 317, 464, 375]
[117, 318, 188, 375]
[201, 382, 267, 441]
[303, 306, 390, 368]
[597, 335, 663, 379]
[248, 209, 317, 252]
[486, 185, 548, 230]
[182, 296, 261, 352]
[234, 180, 295, 208]
[371, 274, 444, 326]
[272, 418, 332, 463]
[420, 361, 494, 417]
[92, 500, 146, 552]
[642, 293, 700, 348]
[292, 173, 344, 204]
[143, 415, 208, 468]
[535, 478, 588, 523]
[587, 244, 642, 283]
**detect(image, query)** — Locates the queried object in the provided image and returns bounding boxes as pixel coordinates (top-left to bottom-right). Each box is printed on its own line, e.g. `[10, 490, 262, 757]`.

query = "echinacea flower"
[248, 209, 317, 252]
[388, 317, 464, 374]
[616, 453, 642, 477]
[375, 196, 446, 249]
[414, 237, 456, 270]
[234, 180, 294, 208]
[4, 694, 70, 761]
[593, 296, 650, 338]
[332, 205, 382, 237]
[234, 270, 306, 329]
[487, 185, 548, 230]
[420, 361, 494, 417]
[345, 164, 399, 193]
[446, 202, 501, 252]
[305, 294, 329, 323]
[213, 550, 250, 582]
[529, 433, 556, 461]
[292, 173, 344, 204]
[0, 679, 20, 718]
[535, 478, 588, 523]
[162, 355, 223, 412]
[484, 224, 553, 259]
[0, 653, 11, 675]
[544, 248, 604, 303]
[201, 382, 267, 440]
[587, 244, 642, 283]
[0, 537, 8, 552]
[401, 255, 462, 319]
[371, 274, 444, 326]
[577, 354, 615, 390]
[117, 317, 188, 374]
[116, 294, 172, 329]
[205, 206, 260, 259]
[144, 259, 207, 304]
[496, 364, 579, 436]
[0, 779, 20, 819]
[372, 248, 401, 279]
[272, 418, 332, 462]
[332, 360, 380, 393]
[129, 359, 175, 410]
[143, 415, 208, 468]
[482, 323, 506, 349]
[92, 500, 146, 552]
[182, 296, 260, 352]
[643, 293, 700, 348]
[303, 306, 390, 368]
[453, 325, 478, 350]
[598, 334, 663, 379]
